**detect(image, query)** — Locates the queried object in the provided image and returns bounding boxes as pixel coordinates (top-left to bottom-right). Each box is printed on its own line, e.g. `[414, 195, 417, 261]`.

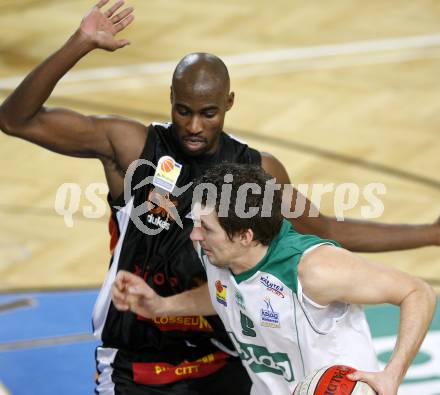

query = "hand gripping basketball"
[293, 365, 377, 395]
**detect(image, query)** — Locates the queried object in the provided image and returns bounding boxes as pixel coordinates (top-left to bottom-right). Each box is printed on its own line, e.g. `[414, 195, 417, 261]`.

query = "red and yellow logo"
[146, 189, 179, 220]
[133, 352, 230, 385]
[160, 158, 175, 173]
[215, 280, 227, 307]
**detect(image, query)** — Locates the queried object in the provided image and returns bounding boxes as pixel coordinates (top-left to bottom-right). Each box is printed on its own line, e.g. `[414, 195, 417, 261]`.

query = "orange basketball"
[160, 158, 174, 173]
[293, 365, 377, 395]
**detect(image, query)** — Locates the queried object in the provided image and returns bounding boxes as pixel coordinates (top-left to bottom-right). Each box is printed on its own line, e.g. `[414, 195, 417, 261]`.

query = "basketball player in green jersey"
[112, 164, 436, 395]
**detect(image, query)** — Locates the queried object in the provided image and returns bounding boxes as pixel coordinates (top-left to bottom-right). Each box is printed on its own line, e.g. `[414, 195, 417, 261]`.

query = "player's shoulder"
[93, 114, 148, 139]
[298, 243, 345, 280]
[259, 151, 291, 183]
[260, 151, 278, 162]
[93, 114, 149, 167]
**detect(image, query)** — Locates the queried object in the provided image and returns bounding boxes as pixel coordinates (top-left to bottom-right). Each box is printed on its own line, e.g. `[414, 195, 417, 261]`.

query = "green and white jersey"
[198, 220, 379, 395]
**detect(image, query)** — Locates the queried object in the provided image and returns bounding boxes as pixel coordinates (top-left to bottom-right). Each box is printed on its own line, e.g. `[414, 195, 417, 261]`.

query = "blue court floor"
[0, 290, 439, 395]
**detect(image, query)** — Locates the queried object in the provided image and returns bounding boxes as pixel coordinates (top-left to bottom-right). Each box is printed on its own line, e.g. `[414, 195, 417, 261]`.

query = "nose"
[187, 115, 203, 135]
[190, 224, 203, 242]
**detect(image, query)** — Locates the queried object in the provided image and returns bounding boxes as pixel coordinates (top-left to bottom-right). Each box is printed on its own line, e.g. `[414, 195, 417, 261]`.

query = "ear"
[170, 86, 174, 104]
[226, 92, 235, 111]
[239, 228, 254, 246]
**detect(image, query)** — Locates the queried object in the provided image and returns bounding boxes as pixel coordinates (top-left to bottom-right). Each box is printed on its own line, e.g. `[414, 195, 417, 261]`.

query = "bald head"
[170, 53, 235, 157]
[172, 53, 230, 97]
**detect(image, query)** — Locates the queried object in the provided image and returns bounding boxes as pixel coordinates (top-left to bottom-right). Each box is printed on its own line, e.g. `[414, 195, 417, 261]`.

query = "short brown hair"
[193, 163, 283, 245]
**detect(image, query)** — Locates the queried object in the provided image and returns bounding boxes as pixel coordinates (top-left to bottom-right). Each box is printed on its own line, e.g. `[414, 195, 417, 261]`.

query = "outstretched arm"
[299, 245, 437, 395]
[261, 152, 439, 252]
[112, 270, 216, 317]
[0, 0, 136, 160]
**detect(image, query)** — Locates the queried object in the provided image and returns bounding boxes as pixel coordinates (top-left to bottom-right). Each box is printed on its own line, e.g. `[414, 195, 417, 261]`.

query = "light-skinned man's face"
[190, 203, 243, 268]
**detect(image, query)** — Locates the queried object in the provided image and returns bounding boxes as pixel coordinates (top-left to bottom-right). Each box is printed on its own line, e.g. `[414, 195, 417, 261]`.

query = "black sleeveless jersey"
[92, 122, 261, 362]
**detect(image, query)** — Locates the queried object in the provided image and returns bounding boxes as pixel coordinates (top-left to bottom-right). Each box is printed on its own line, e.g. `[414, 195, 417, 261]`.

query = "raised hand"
[79, 0, 134, 51]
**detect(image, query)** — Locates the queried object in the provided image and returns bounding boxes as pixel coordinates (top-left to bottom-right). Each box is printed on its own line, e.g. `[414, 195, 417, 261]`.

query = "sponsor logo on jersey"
[153, 156, 183, 193]
[145, 188, 181, 231]
[235, 291, 246, 310]
[148, 315, 213, 332]
[117, 157, 192, 235]
[260, 297, 280, 328]
[260, 275, 285, 298]
[240, 311, 256, 337]
[146, 213, 171, 230]
[228, 332, 294, 382]
[215, 280, 227, 307]
[132, 351, 229, 385]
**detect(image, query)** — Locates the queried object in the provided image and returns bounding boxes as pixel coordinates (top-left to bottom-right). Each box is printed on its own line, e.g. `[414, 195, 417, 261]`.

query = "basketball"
[293, 365, 377, 395]
[160, 158, 174, 172]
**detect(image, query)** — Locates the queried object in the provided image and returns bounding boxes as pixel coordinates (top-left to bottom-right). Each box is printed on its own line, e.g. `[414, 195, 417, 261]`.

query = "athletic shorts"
[95, 346, 251, 395]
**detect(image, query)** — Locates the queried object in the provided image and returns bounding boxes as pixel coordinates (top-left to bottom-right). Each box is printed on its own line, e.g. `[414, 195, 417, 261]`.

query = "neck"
[230, 243, 269, 275]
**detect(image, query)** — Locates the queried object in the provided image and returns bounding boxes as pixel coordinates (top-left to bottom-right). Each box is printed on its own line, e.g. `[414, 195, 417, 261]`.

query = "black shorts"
[96, 346, 251, 395]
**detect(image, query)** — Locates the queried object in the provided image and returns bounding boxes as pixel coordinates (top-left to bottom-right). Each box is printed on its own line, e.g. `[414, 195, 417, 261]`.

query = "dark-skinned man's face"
[170, 78, 234, 157]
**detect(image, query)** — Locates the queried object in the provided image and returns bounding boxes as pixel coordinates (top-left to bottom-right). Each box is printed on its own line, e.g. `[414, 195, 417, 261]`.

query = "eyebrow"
[175, 103, 190, 109]
[175, 102, 219, 111]
[200, 106, 218, 111]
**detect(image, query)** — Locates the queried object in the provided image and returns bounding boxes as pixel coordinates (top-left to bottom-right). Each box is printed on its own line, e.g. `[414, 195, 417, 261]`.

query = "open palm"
[80, 0, 134, 51]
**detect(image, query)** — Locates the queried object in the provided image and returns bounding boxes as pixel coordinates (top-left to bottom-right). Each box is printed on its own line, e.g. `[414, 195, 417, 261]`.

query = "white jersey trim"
[296, 242, 349, 335]
[92, 197, 134, 339]
[210, 338, 239, 357]
[151, 121, 172, 129]
[96, 346, 118, 394]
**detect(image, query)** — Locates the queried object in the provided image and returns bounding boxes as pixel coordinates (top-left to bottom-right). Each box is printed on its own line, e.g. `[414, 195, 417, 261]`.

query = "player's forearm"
[159, 283, 216, 316]
[0, 30, 94, 134]
[385, 280, 437, 381]
[320, 216, 439, 252]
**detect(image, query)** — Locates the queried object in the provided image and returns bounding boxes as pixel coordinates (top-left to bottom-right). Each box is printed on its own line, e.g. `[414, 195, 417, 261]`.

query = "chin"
[211, 260, 227, 269]
[175, 137, 200, 154]
[182, 146, 207, 157]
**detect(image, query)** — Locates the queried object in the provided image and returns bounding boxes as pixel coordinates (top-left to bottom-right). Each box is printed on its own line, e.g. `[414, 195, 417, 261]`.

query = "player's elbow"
[418, 280, 437, 325]
[0, 106, 12, 135]
[0, 101, 39, 137]
[0, 105, 22, 136]
[405, 278, 437, 314]
[420, 280, 437, 313]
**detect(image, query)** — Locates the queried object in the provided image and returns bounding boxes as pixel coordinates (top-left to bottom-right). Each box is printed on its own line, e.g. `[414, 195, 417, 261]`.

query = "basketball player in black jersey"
[0, 1, 439, 394]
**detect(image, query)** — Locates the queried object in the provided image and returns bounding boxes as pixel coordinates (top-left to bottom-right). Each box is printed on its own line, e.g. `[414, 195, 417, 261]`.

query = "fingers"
[347, 370, 362, 381]
[111, 282, 130, 311]
[114, 270, 130, 289]
[99, 0, 135, 38]
[104, 0, 124, 18]
[112, 270, 139, 309]
[111, 5, 133, 23]
[116, 270, 139, 285]
[117, 39, 131, 48]
[347, 370, 376, 382]
[96, 0, 110, 9]
[112, 8, 134, 33]
[347, 371, 382, 394]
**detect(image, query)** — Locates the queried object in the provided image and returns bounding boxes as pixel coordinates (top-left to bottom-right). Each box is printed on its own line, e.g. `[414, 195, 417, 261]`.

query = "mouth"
[182, 137, 207, 152]
[201, 246, 211, 255]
